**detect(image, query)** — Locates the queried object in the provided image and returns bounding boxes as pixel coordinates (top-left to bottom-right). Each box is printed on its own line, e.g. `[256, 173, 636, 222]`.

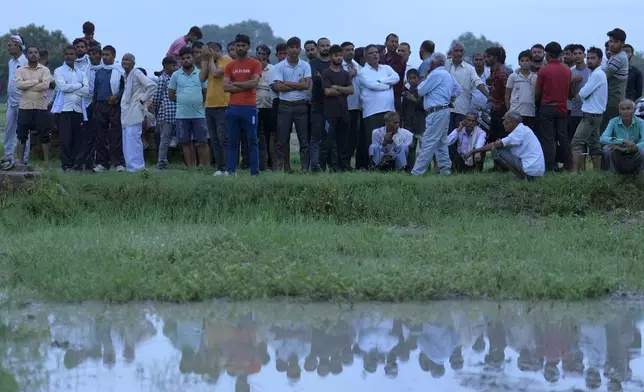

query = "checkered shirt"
[153, 72, 177, 124]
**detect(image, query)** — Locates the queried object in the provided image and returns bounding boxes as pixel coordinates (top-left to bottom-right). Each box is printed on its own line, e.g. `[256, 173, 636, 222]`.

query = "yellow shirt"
[206, 55, 232, 108]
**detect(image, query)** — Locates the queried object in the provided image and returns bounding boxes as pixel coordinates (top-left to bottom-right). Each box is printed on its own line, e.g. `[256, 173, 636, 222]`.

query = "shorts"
[176, 118, 208, 144]
[17, 109, 51, 144]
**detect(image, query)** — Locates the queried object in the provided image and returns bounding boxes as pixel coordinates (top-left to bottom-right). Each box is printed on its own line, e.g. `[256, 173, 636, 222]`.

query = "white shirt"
[358, 63, 399, 118]
[342, 59, 362, 111]
[272, 58, 312, 101]
[445, 59, 484, 115]
[448, 126, 487, 166]
[7, 54, 28, 106]
[372, 126, 414, 147]
[578, 67, 608, 115]
[501, 123, 545, 177]
[53, 64, 89, 113]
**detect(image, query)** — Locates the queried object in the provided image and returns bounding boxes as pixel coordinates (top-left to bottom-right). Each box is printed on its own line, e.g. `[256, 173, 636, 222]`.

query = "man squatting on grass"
[3, 23, 644, 179]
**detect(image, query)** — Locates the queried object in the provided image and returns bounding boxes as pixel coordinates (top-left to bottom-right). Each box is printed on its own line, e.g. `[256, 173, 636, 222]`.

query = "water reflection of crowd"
[49, 309, 644, 390]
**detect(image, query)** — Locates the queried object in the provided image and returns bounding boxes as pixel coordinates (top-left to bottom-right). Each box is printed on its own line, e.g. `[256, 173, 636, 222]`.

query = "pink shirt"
[166, 36, 187, 58]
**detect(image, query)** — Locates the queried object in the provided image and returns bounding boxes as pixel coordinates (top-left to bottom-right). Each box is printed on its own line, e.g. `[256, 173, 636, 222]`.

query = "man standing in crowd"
[304, 40, 318, 61]
[166, 26, 203, 59]
[397, 42, 414, 84]
[223, 34, 261, 176]
[169, 47, 209, 168]
[623, 44, 642, 101]
[357, 44, 399, 169]
[448, 111, 487, 172]
[568, 45, 591, 142]
[600, 99, 644, 176]
[465, 111, 545, 179]
[505, 50, 537, 130]
[268, 43, 289, 171]
[571, 47, 607, 172]
[369, 111, 413, 171]
[153, 56, 178, 170]
[200, 41, 232, 175]
[92, 45, 125, 172]
[411, 52, 462, 176]
[273, 37, 312, 172]
[485, 47, 509, 168]
[322, 44, 353, 171]
[417, 40, 435, 79]
[51, 45, 90, 171]
[73, 38, 91, 78]
[120, 53, 156, 172]
[309, 37, 331, 171]
[535, 41, 572, 171]
[341, 41, 362, 170]
[379, 33, 406, 111]
[602, 29, 629, 131]
[14, 45, 52, 167]
[1, 35, 28, 169]
[531, 44, 545, 73]
[82, 21, 100, 48]
[446, 42, 488, 132]
[255, 44, 274, 170]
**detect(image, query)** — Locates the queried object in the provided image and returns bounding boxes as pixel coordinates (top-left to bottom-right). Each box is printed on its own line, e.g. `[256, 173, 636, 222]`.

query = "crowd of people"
[3, 22, 644, 179]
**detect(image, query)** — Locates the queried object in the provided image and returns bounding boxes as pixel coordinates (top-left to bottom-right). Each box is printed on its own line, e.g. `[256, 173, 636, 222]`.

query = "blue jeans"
[227, 105, 259, 175]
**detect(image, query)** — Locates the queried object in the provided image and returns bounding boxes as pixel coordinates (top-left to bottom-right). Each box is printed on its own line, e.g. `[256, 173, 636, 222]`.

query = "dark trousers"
[206, 107, 228, 171]
[276, 100, 309, 171]
[326, 114, 351, 171]
[537, 104, 570, 171]
[489, 108, 508, 142]
[449, 143, 485, 172]
[82, 104, 96, 169]
[348, 110, 361, 169]
[309, 102, 326, 171]
[522, 116, 537, 132]
[357, 112, 386, 170]
[567, 115, 582, 142]
[258, 107, 274, 170]
[448, 113, 466, 135]
[58, 111, 84, 170]
[94, 101, 124, 169]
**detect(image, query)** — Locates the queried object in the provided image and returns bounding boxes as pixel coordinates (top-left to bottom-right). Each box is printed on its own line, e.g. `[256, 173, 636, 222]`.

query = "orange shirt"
[224, 57, 262, 107]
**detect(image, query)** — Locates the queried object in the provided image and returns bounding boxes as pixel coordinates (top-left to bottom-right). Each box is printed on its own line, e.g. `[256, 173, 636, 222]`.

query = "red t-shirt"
[224, 57, 262, 106]
[536, 59, 571, 114]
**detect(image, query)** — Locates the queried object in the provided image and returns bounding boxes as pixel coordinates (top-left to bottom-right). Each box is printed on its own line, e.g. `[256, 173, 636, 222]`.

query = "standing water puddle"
[1, 300, 643, 391]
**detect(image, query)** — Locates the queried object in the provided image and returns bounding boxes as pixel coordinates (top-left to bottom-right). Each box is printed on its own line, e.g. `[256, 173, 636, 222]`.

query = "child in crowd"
[401, 69, 425, 170]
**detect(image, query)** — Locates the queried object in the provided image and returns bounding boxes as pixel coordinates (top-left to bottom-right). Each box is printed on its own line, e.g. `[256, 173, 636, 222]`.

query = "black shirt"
[321, 67, 351, 118]
[309, 58, 331, 104]
[627, 65, 643, 101]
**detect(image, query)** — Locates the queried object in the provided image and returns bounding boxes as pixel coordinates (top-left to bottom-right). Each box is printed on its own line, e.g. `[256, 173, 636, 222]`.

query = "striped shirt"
[605, 50, 629, 106]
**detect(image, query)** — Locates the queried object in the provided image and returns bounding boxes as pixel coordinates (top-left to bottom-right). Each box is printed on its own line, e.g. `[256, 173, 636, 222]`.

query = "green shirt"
[600, 116, 644, 151]
[168, 67, 207, 119]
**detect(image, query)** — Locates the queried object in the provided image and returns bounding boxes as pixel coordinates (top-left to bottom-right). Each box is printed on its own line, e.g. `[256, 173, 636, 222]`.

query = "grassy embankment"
[1, 170, 644, 303]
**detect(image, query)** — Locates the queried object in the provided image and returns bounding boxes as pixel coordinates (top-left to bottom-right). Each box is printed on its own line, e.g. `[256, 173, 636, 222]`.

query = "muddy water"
[1, 300, 643, 392]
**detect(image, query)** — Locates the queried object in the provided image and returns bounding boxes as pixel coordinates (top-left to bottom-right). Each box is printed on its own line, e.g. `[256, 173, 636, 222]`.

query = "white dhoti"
[122, 123, 144, 172]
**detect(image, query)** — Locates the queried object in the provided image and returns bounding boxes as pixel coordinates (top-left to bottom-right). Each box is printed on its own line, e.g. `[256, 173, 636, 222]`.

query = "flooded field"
[1, 300, 643, 391]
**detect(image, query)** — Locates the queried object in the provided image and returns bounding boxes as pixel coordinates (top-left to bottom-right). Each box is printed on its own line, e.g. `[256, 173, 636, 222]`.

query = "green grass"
[1, 170, 643, 303]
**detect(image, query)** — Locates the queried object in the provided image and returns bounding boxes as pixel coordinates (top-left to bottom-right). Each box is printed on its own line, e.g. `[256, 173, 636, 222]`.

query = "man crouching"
[369, 111, 413, 171]
[465, 110, 545, 180]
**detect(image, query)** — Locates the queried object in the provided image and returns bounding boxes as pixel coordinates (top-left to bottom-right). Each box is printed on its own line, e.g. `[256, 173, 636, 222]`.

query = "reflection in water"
[1, 301, 644, 391]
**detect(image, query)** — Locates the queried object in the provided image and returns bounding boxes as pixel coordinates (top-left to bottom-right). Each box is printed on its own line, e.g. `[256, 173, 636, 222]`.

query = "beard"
[532, 56, 544, 63]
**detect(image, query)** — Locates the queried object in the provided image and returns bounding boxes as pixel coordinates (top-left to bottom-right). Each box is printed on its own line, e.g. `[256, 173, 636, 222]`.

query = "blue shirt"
[418, 66, 463, 109]
[94, 68, 113, 102]
[271, 59, 312, 101]
[418, 58, 431, 79]
[600, 116, 644, 151]
[168, 67, 207, 119]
